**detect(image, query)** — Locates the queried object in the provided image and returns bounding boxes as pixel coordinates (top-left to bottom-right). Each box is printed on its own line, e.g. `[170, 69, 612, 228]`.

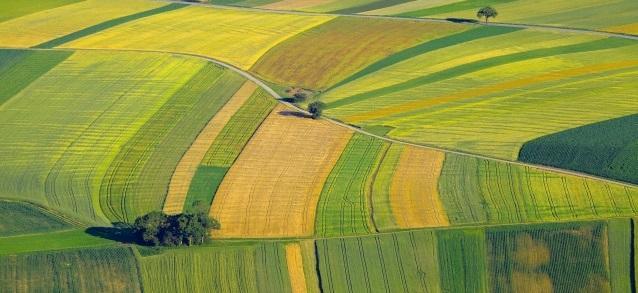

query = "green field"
[100, 62, 244, 222]
[315, 134, 387, 237]
[0, 0, 81, 23]
[316, 230, 442, 293]
[439, 154, 638, 225]
[138, 243, 291, 292]
[520, 114, 638, 185]
[0, 0, 637, 291]
[487, 221, 612, 292]
[0, 200, 72, 237]
[0, 247, 141, 292]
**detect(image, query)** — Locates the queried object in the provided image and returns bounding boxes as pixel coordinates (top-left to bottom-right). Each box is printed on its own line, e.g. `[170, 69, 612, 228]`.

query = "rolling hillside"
[0, 0, 636, 292]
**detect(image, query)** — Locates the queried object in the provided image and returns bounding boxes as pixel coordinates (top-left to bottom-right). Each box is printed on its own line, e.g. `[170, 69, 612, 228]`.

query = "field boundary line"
[4, 45, 637, 191]
[157, 0, 638, 41]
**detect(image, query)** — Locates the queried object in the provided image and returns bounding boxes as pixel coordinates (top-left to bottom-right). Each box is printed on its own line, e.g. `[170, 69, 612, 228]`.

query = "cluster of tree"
[133, 211, 220, 246]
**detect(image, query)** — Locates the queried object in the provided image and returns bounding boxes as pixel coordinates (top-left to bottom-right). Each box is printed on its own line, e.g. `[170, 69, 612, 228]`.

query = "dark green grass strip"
[0, 0, 82, 23]
[0, 200, 72, 237]
[0, 49, 71, 105]
[609, 218, 632, 293]
[34, 3, 186, 48]
[519, 114, 638, 185]
[396, 0, 516, 17]
[329, 26, 515, 91]
[183, 166, 228, 213]
[326, 37, 634, 109]
[437, 228, 487, 293]
[330, 0, 414, 14]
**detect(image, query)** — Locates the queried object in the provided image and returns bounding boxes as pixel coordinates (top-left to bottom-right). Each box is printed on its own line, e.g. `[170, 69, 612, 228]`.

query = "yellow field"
[210, 105, 351, 238]
[0, 0, 163, 47]
[259, 0, 333, 10]
[390, 146, 448, 228]
[163, 82, 257, 214]
[251, 17, 463, 89]
[344, 60, 638, 123]
[607, 23, 638, 35]
[65, 6, 334, 69]
[285, 243, 308, 293]
[361, 0, 461, 15]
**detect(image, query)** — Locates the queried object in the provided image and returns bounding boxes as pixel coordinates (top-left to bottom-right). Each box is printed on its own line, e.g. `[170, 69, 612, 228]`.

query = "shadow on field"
[278, 110, 310, 118]
[446, 18, 479, 24]
[85, 222, 136, 244]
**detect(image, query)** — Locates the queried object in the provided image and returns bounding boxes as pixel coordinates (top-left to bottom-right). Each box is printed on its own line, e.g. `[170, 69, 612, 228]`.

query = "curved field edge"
[519, 114, 638, 185]
[0, 199, 76, 237]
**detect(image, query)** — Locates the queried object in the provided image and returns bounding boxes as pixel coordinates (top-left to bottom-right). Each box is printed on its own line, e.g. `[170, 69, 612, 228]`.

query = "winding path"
[17, 45, 631, 190]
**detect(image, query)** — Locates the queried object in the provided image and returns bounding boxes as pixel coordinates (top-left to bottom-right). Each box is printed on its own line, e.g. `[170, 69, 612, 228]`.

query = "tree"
[307, 101, 325, 119]
[477, 6, 498, 23]
[133, 211, 220, 247]
[133, 211, 168, 246]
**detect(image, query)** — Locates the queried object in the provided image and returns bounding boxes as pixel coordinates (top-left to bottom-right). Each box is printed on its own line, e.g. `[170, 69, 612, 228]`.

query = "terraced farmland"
[0, 0, 637, 291]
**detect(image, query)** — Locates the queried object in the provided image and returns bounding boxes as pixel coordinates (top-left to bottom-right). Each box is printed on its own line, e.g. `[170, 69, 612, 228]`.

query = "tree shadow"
[278, 110, 310, 118]
[85, 222, 137, 244]
[279, 97, 296, 103]
[446, 18, 478, 24]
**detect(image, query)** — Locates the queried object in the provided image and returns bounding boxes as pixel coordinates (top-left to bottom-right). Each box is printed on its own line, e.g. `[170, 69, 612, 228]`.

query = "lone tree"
[477, 6, 498, 23]
[307, 101, 325, 119]
[133, 211, 220, 246]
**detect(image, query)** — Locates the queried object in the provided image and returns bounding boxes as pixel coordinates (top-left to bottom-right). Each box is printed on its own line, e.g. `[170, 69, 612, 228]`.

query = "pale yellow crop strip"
[344, 60, 638, 123]
[390, 146, 449, 228]
[163, 81, 257, 215]
[285, 243, 308, 293]
[65, 6, 334, 70]
[0, 0, 163, 47]
[210, 104, 352, 238]
[259, 0, 334, 10]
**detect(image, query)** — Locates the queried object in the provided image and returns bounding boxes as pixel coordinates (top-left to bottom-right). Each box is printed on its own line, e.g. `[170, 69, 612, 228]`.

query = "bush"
[308, 101, 325, 119]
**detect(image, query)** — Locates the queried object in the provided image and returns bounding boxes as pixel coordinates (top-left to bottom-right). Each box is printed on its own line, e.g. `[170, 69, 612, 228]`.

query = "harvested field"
[285, 243, 308, 293]
[210, 105, 352, 238]
[0, 0, 164, 47]
[252, 17, 463, 89]
[65, 6, 334, 69]
[164, 81, 257, 214]
[390, 146, 448, 228]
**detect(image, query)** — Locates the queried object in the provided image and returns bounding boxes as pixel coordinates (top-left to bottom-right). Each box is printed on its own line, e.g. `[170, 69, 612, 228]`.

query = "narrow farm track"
[5, 45, 637, 192]
[159, 0, 638, 41]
